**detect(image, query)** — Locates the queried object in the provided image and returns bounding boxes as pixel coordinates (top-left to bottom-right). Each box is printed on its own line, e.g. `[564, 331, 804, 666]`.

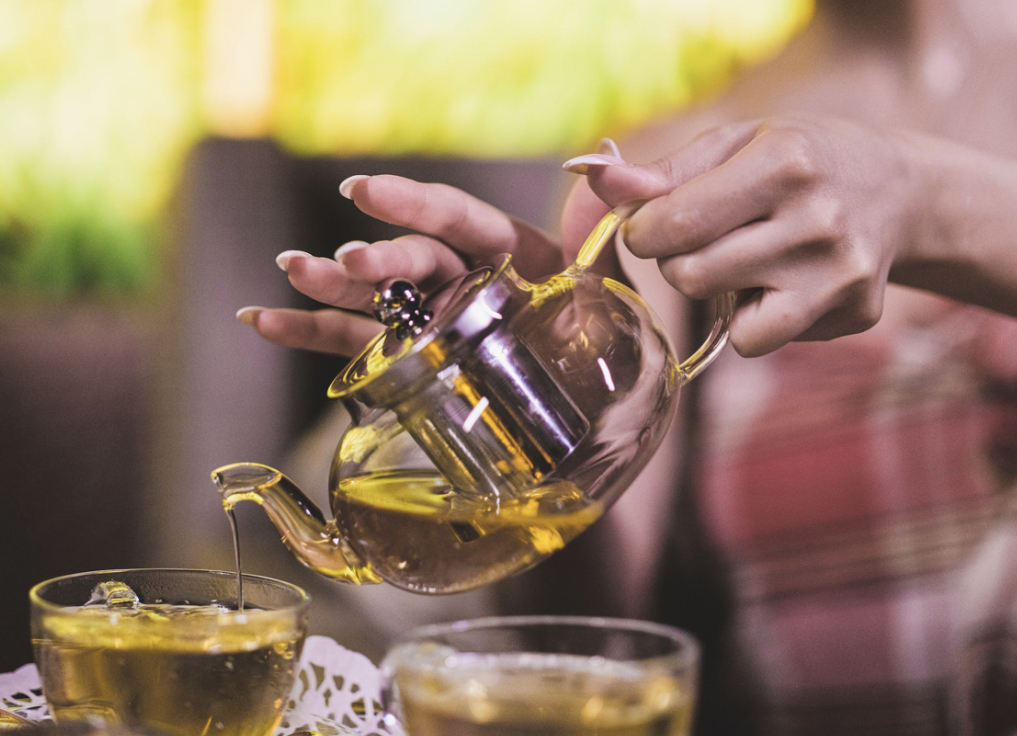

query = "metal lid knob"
[372, 279, 433, 339]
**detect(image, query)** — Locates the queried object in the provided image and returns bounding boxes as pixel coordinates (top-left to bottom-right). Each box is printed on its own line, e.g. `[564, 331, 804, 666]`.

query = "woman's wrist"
[888, 130, 1017, 316]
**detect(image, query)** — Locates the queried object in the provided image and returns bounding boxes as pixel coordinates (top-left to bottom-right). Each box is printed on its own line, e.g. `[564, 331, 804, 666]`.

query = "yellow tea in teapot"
[216, 203, 733, 594]
[214, 464, 604, 594]
[331, 471, 603, 594]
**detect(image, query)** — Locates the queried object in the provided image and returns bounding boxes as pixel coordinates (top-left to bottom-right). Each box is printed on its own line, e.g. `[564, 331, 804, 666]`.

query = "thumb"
[562, 150, 672, 207]
[563, 122, 764, 209]
[559, 138, 666, 274]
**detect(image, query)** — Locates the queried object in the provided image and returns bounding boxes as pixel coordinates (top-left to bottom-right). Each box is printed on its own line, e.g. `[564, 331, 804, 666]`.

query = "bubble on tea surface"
[84, 580, 140, 609]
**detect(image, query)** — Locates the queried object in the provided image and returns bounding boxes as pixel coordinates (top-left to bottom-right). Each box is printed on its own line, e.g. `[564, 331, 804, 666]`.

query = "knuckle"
[840, 238, 882, 288]
[830, 256, 885, 334]
[659, 254, 710, 300]
[417, 184, 468, 240]
[809, 196, 849, 242]
[407, 184, 431, 223]
[845, 292, 884, 334]
[766, 128, 822, 187]
[660, 204, 706, 250]
[691, 120, 751, 152]
[625, 194, 704, 258]
[442, 188, 473, 236]
[649, 155, 677, 185]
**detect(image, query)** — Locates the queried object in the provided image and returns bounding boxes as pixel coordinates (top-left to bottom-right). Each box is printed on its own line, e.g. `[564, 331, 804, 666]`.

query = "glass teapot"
[212, 204, 732, 594]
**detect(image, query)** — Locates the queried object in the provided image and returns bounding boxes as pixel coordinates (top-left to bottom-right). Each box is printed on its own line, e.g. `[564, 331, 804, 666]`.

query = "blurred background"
[0, 0, 812, 671]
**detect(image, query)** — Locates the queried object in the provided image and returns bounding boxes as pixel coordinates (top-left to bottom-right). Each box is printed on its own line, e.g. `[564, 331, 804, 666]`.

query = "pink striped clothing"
[697, 291, 1017, 735]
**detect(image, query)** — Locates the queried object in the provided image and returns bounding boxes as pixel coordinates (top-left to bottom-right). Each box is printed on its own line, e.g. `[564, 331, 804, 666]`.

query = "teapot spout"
[211, 462, 382, 585]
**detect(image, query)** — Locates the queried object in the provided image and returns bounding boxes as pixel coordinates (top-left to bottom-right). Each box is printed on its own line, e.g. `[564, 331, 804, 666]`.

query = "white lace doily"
[0, 636, 404, 736]
[0, 662, 47, 723]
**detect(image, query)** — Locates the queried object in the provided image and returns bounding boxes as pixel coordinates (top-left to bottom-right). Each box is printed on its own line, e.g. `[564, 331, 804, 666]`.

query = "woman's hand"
[238, 173, 572, 356]
[564, 115, 922, 357]
[241, 114, 1017, 360]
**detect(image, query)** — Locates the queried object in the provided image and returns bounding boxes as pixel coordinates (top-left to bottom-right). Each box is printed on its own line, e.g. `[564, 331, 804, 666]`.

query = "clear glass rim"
[389, 614, 700, 670]
[29, 567, 310, 616]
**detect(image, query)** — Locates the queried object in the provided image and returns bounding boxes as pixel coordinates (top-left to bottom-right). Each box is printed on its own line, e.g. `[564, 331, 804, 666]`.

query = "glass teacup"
[30, 569, 309, 736]
[380, 615, 699, 735]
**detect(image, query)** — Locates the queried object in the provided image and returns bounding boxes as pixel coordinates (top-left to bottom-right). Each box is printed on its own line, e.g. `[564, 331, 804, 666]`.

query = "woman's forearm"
[891, 131, 1017, 316]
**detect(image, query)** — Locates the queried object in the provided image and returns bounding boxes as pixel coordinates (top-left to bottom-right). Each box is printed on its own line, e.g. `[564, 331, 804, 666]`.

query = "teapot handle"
[676, 290, 734, 383]
[573, 201, 734, 384]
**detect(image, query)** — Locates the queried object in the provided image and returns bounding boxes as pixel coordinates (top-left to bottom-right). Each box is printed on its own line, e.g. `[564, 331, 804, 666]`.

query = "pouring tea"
[213, 204, 732, 594]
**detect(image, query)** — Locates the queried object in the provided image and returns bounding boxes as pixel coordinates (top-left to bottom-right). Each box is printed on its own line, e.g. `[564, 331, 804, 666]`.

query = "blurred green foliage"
[0, 0, 811, 298]
[0, 1, 203, 299]
[275, 0, 813, 157]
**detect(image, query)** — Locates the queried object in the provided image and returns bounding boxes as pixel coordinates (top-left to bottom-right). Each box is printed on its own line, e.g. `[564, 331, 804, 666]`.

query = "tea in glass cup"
[380, 615, 699, 735]
[30, 569, 309, 736]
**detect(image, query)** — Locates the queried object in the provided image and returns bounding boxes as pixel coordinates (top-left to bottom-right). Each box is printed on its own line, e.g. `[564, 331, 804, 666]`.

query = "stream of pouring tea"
[226, 507, 245, 610]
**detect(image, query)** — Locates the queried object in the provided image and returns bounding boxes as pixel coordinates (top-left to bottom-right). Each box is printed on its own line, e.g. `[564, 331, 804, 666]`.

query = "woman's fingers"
[567, 117, 911, 356]
[342, 174, 513, 250]
[339, 234, 472, 293]
[278, 251, 379, 311]
[562, 122, 775, 280]
[624, 153, 780, 260]
[238, 306, 384, 356]
[571, 121, 764, 209]
[725, 283, 883, 358]
[279, 234, 473, 312]
[244, 239, 462, 356]
[249, 174, 567, 357]
[652, 221, 817, 356]
[652, 220, 776, 299]
[341, 174, 562, 278]
[654, 216, 886, 356]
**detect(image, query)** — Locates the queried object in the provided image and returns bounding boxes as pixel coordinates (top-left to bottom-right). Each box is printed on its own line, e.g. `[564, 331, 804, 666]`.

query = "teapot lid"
[327, 254, 519, 406]
[327, 253, 592, 500]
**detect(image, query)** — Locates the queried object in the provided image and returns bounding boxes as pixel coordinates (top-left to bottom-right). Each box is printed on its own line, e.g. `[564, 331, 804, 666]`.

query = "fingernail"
[236, 306, 264, 325]
[339, 175, 370, 199]
[598, 137, 621, 157]
[334, 240, 370, 263]
[276, 249, 311, 272]
[561, 153, 626, 175]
